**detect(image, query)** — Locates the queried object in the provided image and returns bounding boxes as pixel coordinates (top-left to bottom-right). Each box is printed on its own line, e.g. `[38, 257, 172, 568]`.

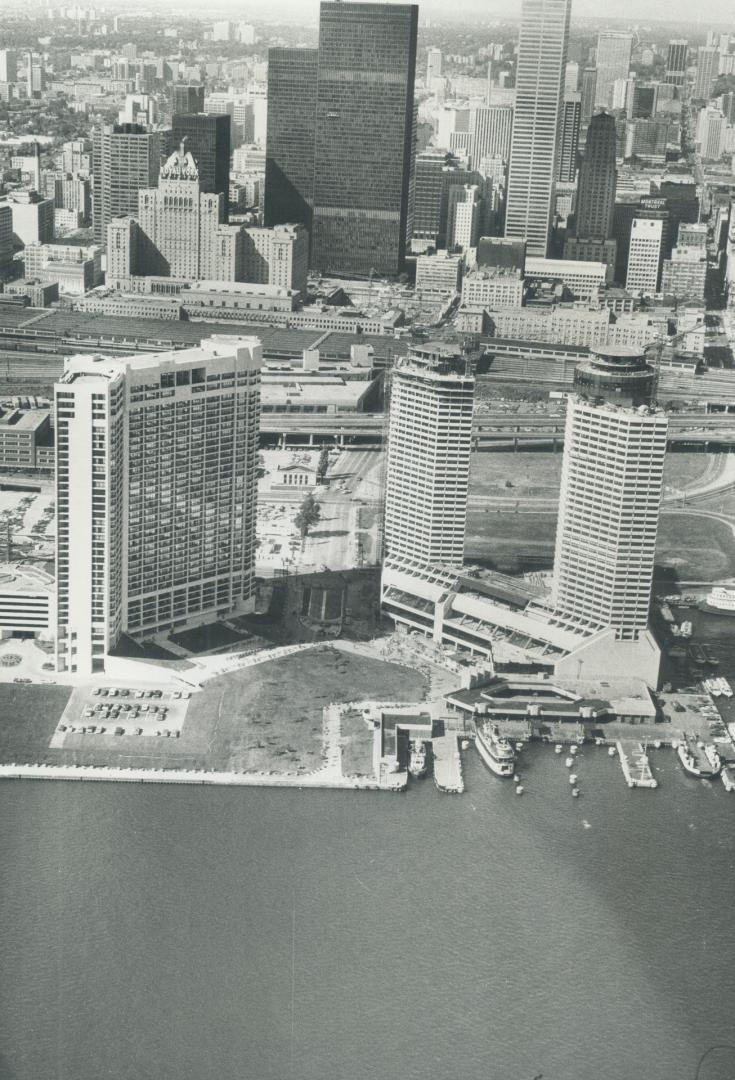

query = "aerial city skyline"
[0, 1, 734, 1077]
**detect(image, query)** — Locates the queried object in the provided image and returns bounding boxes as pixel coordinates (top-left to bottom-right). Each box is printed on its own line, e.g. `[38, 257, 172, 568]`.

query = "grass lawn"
[340, 707, 376, 778]
[186, 645, 428, 774]
[0, 684, 73, 764]
[468, 451, 714, 503]
[465, 510, 558, 572]
[657, 513, 735, 580]
[469, 452, 563, 499]
[663, 454, 712, 491]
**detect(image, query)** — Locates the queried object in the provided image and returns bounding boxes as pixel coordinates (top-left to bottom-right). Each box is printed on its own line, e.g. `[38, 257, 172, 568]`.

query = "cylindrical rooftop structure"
[573, 344, 655, 407]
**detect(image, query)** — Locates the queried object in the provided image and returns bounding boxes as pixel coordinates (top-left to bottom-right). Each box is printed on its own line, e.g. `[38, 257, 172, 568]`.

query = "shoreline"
[0, 762, 395, 790]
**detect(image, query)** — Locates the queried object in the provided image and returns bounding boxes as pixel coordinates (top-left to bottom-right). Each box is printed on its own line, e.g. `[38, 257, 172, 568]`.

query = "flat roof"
[0, 407, 48, 431]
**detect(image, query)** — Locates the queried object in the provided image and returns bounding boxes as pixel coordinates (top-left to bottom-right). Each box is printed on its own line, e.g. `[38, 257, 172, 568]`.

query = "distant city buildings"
[594, 31, 633, 109]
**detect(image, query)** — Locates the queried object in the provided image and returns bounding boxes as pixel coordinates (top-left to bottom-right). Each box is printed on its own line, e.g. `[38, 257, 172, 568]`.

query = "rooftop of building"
[0, 405, 48, 432]
[182, 281, 296, 299]
[0, 562, 53, 595]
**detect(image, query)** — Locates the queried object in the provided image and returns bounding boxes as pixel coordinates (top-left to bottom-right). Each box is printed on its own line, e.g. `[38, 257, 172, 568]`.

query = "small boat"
[565, 756, 574, 768]
[515, 785, 524, 795]
[461, 739, 470, 750]
[408, 740, 427, 779]
[608, 746, 616, 757]
[702, 646, 719, 666]
[571, 788, 580, 797]
[569, 774, 577, 785]
[554, 744, 563, 754]
[689, 644, 707, 664]
[570, 744, 578, 755]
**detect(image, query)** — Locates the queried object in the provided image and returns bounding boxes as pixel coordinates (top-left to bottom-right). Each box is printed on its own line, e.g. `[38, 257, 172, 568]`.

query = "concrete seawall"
[0, 763, 387, 791]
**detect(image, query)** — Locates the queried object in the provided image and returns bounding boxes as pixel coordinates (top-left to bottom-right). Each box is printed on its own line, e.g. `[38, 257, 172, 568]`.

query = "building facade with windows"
[383, 343, 474, 570]
[54, 336, 262, 675]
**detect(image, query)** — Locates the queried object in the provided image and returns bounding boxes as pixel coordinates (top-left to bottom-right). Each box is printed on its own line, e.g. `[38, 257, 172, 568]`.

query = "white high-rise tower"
[504, 0, 572, 257]
[382, 343, 475, 569]
[552, 347, 668, 645]
[55, 336, 262, 675]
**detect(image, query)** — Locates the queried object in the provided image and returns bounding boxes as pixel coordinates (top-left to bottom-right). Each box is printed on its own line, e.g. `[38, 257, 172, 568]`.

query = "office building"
[0, 204, 13, 274]
[171, 113, 231, 205]
[470, 105, 514, 167]
[661, 245, 707, 299]
[54, 336, 262, 676]
[626, 216, 663, 293]
[696, 106, 726, 160]
[505, 0, 571, 257]
[0, 190, 54, 247]
[92, 124, 162, 245]
[461, 266, 524, 309]
[0, 50, 17, 84]
[240, 223, 309, 293]
[447, 185, 481, 251]
[173, 83, 205, 115]
[678, 222, 707, 248]
[694, 45, 719, 100]
[414, 252, 464, 297]
[310, 1, 418, 276]
[565, 60, 579, 94]
[426, 47, 442, 83]
[575, 111, 617, 240]
[594, 31, 633, 108]
[558, 94, 581, 182]
[383, 343, 474, 569]
[580, 66, 597, 123]
[264, 47, 319, 234]
[553, 346, 667, 647]
[266, 2, 418, 277]
[665, 40, 688, 86]
[411, 149, 456, 249]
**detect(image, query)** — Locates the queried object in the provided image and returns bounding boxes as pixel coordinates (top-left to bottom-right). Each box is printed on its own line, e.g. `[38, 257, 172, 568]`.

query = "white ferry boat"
[475, 723, 515, 778]
[408, 740, 427, 778]
[701, 587, 735, 616]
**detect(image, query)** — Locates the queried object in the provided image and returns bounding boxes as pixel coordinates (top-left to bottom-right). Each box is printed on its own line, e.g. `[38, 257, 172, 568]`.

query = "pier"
[431, 735, 464, 794]
[616, 741, 658, 789]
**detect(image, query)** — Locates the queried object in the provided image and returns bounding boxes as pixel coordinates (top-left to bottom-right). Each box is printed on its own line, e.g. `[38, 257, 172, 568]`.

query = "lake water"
[1, 747, 734, 1080]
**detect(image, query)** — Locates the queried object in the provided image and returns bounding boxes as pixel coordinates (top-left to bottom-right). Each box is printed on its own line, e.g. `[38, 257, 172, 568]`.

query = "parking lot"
[51, 685, 192, 745]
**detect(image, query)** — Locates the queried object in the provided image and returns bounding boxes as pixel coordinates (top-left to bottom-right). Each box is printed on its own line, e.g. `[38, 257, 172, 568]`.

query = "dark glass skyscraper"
[171, 113, 231, 205]
[264, 0, 418, 278]
[557, 93, 581, 182]
[173, 84, 205, 115]
[575, 110, 617, 240]
[264, 47, 319, 234]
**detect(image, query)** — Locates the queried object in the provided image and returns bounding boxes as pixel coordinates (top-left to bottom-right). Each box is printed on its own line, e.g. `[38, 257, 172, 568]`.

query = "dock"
[616, 741, 658, 789]
[431, 735, 464, 794]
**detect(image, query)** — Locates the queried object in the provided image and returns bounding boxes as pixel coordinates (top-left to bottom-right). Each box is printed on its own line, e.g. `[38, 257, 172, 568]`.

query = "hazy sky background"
[158, 0, 735, 28]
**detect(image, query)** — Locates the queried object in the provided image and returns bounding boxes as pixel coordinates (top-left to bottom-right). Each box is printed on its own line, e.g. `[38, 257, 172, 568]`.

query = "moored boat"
[677, 736, 722, 780]
[408, 740, 427, 778]
[700, 587, 735, 616]
[475, 723, 515, 778]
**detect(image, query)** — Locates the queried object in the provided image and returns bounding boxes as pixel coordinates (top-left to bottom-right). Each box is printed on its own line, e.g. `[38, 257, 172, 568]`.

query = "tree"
[294, 494, 321, 539]
[316, 446, 330, 483]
